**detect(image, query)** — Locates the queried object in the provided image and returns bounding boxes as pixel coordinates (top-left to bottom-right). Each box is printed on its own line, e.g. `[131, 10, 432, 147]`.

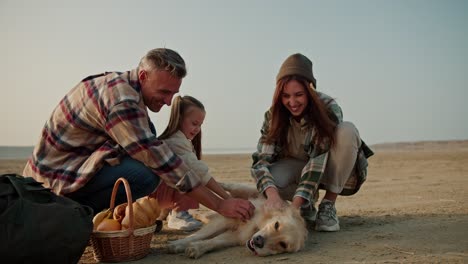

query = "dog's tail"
[220, 182, 260, 199]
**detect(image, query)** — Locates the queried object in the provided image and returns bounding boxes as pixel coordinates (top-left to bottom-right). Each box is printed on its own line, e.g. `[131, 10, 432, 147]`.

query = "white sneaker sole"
[167, 221, 203, 231]
[315, 223, 340, 232]
[168, 225, 202, 232]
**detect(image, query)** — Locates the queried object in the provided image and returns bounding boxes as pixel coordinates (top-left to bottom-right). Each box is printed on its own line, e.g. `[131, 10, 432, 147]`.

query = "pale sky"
[1, 0, 467, 151]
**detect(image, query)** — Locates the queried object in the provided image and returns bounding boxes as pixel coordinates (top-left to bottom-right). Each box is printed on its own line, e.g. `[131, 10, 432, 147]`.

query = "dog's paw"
[185, 245, 203, 259]
[167, 241, 187, 254]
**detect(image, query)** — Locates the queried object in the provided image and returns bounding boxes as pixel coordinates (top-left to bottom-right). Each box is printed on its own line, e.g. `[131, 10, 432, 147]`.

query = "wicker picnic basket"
[90, 178, 156, 262]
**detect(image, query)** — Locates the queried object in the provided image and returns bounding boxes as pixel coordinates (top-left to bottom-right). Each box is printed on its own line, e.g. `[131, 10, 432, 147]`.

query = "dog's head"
[246, 205, 308, 256]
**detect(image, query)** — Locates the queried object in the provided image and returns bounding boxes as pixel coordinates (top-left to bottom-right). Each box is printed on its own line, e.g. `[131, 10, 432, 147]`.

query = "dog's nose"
[253, 235, 264, 248]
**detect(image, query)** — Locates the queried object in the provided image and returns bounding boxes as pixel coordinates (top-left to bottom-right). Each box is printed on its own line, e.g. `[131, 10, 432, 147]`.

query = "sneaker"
[167, 210, 203, 231]
[315, 201, 340, 232]
[301, 204, 317, 223]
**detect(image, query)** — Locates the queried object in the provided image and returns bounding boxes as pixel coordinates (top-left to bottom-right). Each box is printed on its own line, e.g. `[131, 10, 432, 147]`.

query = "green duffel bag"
[0, 174, 94, 264]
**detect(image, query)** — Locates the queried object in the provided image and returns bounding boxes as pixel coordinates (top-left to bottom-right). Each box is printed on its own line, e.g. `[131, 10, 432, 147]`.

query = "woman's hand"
[292, 196, 306, 210]
[264, 187, 287, 209]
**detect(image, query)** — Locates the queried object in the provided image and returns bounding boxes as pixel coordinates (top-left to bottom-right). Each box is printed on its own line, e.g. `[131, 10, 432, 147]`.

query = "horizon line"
[1, 138, 467, 148]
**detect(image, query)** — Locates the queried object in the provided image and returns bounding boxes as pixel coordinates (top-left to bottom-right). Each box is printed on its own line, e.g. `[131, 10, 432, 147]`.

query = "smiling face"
[139, 69, 182, 112]
[281, 79, 309, 119]
[180, 106, 205, 140]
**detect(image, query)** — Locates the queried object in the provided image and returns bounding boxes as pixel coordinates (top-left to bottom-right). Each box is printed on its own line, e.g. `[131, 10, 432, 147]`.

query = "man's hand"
[186, 184, 255, 221]
[217, 198, 255, 221]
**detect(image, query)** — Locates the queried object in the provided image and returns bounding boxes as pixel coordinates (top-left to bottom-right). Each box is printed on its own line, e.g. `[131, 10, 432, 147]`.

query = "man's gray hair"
[139, 48, 187, 78]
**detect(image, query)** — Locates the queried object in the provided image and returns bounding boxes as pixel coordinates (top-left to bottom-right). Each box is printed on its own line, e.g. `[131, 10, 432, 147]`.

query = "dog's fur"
[167, 182, 308, 259]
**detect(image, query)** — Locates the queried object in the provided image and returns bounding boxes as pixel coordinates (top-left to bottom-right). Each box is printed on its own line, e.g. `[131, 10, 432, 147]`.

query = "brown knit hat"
[276, 53, 316, 88]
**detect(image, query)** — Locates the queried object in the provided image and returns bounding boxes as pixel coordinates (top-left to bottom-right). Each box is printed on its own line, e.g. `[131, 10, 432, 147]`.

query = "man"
[23, 48, 254, 221]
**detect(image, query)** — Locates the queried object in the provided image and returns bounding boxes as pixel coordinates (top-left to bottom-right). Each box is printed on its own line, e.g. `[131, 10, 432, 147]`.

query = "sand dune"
[371, 139, 468, 152]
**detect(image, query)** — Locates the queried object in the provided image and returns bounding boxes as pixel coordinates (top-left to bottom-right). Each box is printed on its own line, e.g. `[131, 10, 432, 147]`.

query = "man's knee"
[134, 167, 159, 194]
[119, 157, 159, 193]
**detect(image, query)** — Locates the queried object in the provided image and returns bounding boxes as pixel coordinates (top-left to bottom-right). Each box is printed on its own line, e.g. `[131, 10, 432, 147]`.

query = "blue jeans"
[66, 156, 159, 215]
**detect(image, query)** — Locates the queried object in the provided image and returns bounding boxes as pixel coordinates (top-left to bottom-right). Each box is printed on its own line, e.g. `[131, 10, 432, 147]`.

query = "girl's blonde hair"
[158, 95, 205, 159]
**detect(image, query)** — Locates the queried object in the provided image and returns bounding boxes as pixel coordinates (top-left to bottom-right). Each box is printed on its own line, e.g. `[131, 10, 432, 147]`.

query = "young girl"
[152, 95, 231, 231]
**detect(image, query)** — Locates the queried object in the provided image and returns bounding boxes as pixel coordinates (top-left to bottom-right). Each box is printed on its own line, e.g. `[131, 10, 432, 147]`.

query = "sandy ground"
[1, 140, 467, 263]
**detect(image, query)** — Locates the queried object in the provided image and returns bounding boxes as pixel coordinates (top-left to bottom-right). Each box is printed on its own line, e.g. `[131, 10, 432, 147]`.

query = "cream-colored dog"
[167, 182, 308, 259]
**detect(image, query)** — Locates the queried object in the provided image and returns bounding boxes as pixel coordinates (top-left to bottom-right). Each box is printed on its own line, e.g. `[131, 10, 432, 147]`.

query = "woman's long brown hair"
[264, 75, 337, 149]
[158, 95, 205, 159]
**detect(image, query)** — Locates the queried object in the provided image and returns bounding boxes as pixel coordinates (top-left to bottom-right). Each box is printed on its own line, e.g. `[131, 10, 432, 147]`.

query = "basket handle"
[109, 178, 135, 233]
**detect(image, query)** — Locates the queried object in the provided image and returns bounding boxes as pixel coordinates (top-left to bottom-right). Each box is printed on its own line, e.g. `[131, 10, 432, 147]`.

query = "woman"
[251, 53, 373, 232]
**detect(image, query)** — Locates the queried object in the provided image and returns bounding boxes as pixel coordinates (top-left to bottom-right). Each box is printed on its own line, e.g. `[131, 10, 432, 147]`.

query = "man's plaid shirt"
[23, 69, 200, 195]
